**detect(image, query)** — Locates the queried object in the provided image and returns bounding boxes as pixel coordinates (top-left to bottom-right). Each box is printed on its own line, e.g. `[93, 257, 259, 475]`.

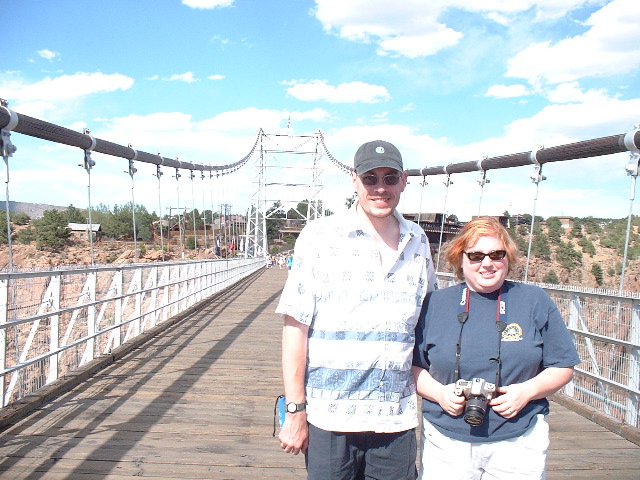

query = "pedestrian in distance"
[276, 140, 438, 480]
[412, 216, 580, 480]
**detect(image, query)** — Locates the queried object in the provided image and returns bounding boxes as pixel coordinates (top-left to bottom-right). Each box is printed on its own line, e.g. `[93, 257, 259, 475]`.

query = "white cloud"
[312, 0, 596, 58]
[36, 49, 59, 61]
[182, 0, 233, 9]
[285, 79, 390, 103]
[199, 107, 290, 132]
[507, 0, 640, 85]
[106, 112, 195, 133]
[314, 0, 462, 57]
[485, 84, 530, 98]
[0, 72, 134, 102]
[165, 72, 198, 83]
[208, 74, 225, 80]
[544, 82, 611, 103]
[377, 30, 462, 58]
[289, 108, 333, 123]
[483, 12, 511, 26]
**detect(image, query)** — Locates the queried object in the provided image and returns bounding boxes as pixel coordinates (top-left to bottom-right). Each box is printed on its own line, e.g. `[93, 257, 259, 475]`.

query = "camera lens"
[464, 396, 489, 426]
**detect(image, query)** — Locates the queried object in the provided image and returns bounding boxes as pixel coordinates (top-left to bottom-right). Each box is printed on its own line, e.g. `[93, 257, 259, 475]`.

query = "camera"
[454, 378, 496, 426]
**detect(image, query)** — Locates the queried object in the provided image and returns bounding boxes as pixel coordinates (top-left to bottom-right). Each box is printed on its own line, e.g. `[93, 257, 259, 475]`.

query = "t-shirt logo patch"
[502, 323, 523, 341]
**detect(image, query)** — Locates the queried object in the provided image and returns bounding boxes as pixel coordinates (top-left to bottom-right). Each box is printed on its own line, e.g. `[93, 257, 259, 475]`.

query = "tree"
[542, 270, 559, 284]
[11, 212, 30, 225]
[345, 195, 356, 209]
[266, 201, 286, 245]
[578, 237, 596, 256]
[33, 209, 70, 251]
[569, 218, 583, 238]
[555, 240, 582, 271]
[583, 217, 602, 235]
[64, 204, 86, 223]
[0, 210, 9, 244]
[591, 263, 604, 286]
[15, 226, 36, 245]
[546, 217, 563, 244]
[531, 232, 551, 259]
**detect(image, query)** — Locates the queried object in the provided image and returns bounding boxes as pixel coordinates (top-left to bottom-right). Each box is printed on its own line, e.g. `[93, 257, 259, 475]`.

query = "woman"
[412, 217, 580, 479]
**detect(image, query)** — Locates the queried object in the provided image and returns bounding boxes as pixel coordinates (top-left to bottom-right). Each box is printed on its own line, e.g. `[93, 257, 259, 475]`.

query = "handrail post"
[628, 299, 640, 426]
[0, 278, 8, 407]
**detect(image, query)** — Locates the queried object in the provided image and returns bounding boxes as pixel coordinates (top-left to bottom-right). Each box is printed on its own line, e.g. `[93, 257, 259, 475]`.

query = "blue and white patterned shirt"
[276, 205, 438, 433]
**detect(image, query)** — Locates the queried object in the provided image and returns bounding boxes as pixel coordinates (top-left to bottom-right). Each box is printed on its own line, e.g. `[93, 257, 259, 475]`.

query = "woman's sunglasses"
[359, 174, 401, 186]
[464, 250, 507, 262]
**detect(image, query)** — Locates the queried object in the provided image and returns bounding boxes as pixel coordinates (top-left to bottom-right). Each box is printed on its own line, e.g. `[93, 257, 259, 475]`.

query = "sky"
[1, 0, 640, 222]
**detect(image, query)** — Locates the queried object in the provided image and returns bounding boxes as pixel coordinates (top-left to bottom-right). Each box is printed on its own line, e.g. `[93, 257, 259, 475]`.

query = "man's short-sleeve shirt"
[276, 207, 438, 433]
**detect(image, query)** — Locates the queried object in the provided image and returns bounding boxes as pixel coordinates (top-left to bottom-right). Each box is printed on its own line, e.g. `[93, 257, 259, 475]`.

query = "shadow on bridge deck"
[0, 267, 637, 479]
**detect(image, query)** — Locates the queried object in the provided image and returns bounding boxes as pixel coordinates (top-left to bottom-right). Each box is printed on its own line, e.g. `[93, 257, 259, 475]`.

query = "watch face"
[287, 402, 302, 413]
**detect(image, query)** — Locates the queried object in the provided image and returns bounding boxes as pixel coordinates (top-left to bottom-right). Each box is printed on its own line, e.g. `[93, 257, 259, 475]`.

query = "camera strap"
[454, 284, 507, 387]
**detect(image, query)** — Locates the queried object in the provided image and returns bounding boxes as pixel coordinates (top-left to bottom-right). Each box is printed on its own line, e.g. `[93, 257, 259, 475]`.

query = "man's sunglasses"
[359, 174, 401, 186]
[464, 250, 507, 262]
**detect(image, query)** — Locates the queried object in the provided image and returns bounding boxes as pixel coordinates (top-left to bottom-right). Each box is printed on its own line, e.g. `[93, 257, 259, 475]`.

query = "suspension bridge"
[0, 105, 639, 478]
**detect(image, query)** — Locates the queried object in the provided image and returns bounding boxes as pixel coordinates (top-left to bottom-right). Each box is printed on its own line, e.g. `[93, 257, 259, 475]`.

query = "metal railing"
[437, 273, 640, 430]
[0, 257, 264, 407]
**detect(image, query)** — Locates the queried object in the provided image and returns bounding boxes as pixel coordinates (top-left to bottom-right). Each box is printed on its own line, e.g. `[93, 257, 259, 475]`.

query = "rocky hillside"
[0, 201, 65, 220]
[0, 213, 638, 293]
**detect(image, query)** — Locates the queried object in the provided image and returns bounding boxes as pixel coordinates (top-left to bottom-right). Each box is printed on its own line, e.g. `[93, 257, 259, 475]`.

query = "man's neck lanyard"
[454, 284, 508, 387]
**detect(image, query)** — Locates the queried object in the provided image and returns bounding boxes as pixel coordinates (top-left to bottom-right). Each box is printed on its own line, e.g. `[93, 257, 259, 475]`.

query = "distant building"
[557, 216, 574, 229]
[512, 214, 531, 226]
[67, 223, 101, 241]
[402, 213, 463, 255]
[471, 215, 510, 229]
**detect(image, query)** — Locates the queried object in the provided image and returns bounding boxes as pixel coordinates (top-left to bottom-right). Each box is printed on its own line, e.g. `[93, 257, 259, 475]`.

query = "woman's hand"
[438, 382, 466, 417]
[490, 383, 532, 418]
[491, 367, 575, 418]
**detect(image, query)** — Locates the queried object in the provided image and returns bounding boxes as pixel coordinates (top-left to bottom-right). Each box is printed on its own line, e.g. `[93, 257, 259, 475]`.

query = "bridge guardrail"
[437, 273, 640, 432]
[0, 257, 264, 407]
[0, 266, 637, 437]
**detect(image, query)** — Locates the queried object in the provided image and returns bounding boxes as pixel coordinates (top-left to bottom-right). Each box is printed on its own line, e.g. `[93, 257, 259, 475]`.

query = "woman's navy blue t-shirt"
[413, 281, 580, 443]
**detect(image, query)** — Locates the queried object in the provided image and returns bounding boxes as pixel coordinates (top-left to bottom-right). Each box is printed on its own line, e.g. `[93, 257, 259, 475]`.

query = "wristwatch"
[286, 401, 307, 413]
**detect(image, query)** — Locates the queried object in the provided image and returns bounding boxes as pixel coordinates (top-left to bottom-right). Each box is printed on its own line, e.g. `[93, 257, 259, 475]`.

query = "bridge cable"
[189, 170, 197, 250]
[209, 171, 217, 256]
[620, 125, 640, 292]
[436, 174, 453, 273]
[200, 171, 208, 250]
[0, 102, 18, 272]
[524, 148, 546, 282]
[126, 148, 139, 262]
[82, 128, 97, 266]
[174, 168, 184, 256]
[476, 159, 490, 217]
[154, 164, 165, 261]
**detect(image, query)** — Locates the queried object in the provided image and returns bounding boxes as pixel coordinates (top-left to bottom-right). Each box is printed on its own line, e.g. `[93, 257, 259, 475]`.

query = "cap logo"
[376, 146, 385, 154]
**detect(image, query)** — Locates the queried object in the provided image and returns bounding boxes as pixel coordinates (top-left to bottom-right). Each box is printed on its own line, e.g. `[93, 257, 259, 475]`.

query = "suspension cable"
[155, 165, 165, 261]
[436, 174, 453, 273]
[82, 128, 96, 266]
[0, 103, 18, 271]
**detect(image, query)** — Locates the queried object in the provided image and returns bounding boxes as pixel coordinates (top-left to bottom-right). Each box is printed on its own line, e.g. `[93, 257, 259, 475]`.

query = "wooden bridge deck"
[0, 267, 638, 479]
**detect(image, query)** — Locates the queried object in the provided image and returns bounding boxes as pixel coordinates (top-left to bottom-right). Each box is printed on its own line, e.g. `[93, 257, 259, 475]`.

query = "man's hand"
[279, 412, 309, 455]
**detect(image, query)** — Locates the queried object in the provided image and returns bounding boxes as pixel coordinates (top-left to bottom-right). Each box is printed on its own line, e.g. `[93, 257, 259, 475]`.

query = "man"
[276, 140, 438, 480]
